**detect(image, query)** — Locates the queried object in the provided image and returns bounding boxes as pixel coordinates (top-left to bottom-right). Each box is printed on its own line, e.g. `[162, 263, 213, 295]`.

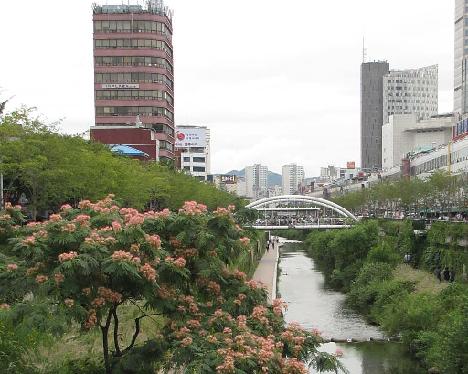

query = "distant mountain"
[267, 172, 282, 187]
[222, 169, 282, 187]
[225, 170, 244, 177]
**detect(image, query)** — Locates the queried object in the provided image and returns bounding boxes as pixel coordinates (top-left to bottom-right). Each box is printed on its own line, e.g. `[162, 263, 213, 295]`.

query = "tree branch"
[122, 315, 144, 354]
[101, 308, 114, 374]
[112, 306, 122, 357]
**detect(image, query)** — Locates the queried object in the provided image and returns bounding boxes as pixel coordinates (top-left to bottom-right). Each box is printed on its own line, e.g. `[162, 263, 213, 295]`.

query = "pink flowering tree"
[0, 196, 344, 374]
[0, 203, 24, 243]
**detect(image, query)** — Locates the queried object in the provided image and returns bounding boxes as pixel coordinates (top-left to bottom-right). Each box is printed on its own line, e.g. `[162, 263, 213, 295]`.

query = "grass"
[393, 264, 449, 295]
[30, 303, 166, 372]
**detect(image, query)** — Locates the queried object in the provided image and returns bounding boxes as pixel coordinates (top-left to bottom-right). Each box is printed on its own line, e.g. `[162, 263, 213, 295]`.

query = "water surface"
[278, 244, 424, 374]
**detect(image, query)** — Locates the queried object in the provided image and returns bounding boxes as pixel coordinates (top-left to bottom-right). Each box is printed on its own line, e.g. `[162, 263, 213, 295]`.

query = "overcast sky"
[0, 0, 453, 175]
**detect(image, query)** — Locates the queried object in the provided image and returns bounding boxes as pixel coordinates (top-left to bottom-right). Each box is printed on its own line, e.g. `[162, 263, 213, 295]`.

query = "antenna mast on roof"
[362, 37, 367, 63]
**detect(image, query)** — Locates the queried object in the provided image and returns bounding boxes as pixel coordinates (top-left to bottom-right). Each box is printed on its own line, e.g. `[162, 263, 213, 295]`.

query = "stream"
[277, 243, 425, 374]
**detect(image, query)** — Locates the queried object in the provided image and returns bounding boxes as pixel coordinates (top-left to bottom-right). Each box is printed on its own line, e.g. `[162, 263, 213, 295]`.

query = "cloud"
[0, 0, 454, 176]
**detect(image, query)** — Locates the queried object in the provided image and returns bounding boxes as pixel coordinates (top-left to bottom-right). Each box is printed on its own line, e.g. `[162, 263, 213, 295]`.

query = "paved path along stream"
[251, 238, 281, 303]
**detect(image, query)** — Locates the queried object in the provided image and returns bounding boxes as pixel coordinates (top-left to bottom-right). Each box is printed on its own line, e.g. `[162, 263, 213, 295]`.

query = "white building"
[382, 136, 468, 179]
[282, 164, 304, 195]
[383, 65, 438, 125]
[268, 185, 283, 197]
[245, 164, 268, 199]
[382, 113, 456, 170]
[320, 165, 358, 182]
[176, 126, 210, 181]
[236, 178, 247, 198]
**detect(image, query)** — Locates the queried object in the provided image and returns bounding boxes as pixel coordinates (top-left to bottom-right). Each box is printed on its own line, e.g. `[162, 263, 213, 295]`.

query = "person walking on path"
[434, 267, 442, 283]
[266, 240, 270, 252]
[449, 268, 456, 283]
[442, 267, 450, 282]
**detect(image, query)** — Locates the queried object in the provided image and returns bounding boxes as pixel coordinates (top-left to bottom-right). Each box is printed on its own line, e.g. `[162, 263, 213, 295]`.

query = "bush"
[367, 242, 401, 267]
[0, 318, 39, 373]
[305, 221, 379, 291]
[43, 357, 104, 374]
[377, 293, 442, 339]
[347, 262, 395, 313]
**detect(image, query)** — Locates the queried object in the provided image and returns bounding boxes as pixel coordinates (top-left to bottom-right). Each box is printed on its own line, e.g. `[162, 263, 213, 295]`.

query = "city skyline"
[0, 0, 453, 175]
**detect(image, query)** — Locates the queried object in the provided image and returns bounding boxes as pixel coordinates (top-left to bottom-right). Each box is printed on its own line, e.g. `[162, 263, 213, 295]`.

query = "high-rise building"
[245, 164, 268, 200]
[282, 164, 304, 195]
[383, 65, 438, 124]
[361, 61, 390, 171]
[175, 126, 210, 181]
[454, 0, 468, 115]
[91, 1, 175, 162]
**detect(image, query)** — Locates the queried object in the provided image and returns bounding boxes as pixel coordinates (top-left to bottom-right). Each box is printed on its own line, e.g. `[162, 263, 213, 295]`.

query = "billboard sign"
[101, 83, 140, 89]
[219, 175, 237, 184]
[175, 127, 206, 148]
[346, 161, 356, 169]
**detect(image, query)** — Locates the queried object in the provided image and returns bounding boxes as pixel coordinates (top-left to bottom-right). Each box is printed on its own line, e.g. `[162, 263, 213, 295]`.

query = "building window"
[95, 90, 173, 104]
[95, 56, 173, 73]
[95, 106, 173, 120]
[183, 157, 190, 162]
[192, 157, 205, 163]
[94, 39, 173, 56]
[183, 166, 190, 171]
[192, 166, 206, 172]
[95, 72, 173, 89]
[159, 140, 174, 151]
[94, 20, 171, 36]
[153, 124, 174, 136]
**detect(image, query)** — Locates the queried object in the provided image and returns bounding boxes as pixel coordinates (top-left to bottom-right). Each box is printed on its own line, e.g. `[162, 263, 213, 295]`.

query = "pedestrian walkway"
[252, 240, 280, 303]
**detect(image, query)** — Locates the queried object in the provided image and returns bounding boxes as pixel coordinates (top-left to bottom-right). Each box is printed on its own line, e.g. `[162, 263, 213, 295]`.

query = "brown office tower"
[91, 1, 174, 161]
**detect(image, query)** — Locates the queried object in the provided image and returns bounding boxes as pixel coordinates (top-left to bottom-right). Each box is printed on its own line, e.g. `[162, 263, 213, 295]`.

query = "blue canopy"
[110, 145, 149, 158]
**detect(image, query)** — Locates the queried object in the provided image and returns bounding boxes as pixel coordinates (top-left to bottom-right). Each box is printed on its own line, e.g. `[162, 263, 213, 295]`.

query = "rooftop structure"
[92, 1, 173, 18]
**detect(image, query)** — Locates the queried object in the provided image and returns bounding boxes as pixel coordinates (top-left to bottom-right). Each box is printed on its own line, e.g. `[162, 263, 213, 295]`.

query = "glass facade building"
[454, 0, 468, 115]
[383, 65, 438, 125]
[92, 2, 175, 161]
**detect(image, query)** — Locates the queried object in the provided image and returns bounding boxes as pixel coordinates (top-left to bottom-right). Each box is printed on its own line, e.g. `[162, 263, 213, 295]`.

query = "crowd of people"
[255, 217, 346, 226]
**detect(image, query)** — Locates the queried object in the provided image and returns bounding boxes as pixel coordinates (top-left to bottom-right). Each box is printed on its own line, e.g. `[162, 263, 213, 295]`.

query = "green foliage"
[43, 357, 104, 374]
[0, 108, 240, 220]
[346, 262, 395, 313]
[333, 171, 466, 218]
[304, 218, 468, 372]
[366, 242, 401, 267]
[0, 317, 40, 373]
[421, 222, 468, 280]
[305, 221, 379, 291]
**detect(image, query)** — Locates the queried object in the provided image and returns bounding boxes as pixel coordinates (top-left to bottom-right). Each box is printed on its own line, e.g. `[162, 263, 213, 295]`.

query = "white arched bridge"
[245, 195, 358, 230]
